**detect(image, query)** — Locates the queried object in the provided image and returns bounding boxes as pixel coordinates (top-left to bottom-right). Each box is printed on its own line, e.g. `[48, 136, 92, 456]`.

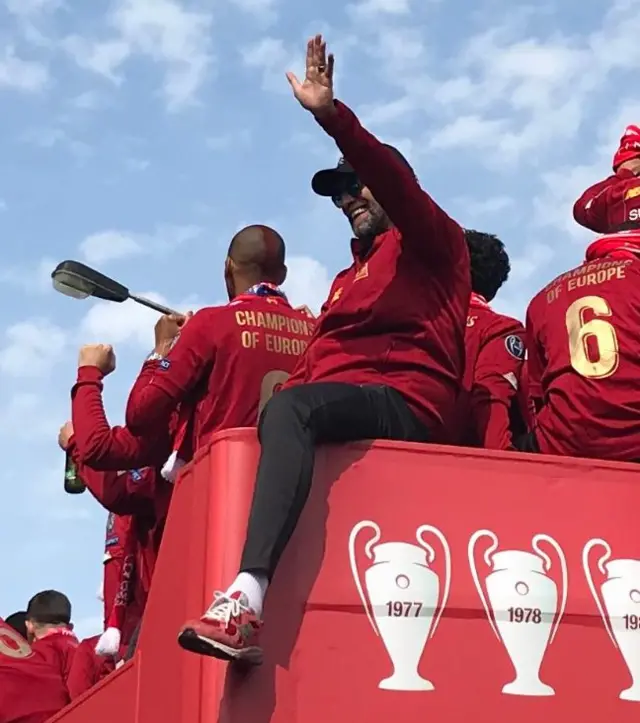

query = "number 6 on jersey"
[565, 295, 619, 379]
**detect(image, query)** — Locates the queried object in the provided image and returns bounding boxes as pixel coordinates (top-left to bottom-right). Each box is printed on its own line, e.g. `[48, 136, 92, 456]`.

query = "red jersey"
[124, 291, 314, 448]
[526, 241, 640, 460]
[0, 620, 71, 723]
[71, 371, 174, 575]
[31, 628, 79, 684]
[451, 297, 526, 449]
[284, 101, 469, 434]
[103, 512, 130, 563]
[71, 366, 172, 471]
[573, 168, 640, 233]
[66, 636, 116, 700]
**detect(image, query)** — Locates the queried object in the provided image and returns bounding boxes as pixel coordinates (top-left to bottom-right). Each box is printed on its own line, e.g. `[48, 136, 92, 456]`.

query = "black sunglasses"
[331, 177, 364, 207]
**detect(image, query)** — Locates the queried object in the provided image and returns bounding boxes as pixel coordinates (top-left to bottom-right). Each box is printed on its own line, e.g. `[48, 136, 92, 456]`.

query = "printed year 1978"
[508, 607, 542, 624]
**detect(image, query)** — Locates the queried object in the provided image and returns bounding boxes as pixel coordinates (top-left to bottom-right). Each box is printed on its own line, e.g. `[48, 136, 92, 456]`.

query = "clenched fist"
[154, 312, 192, 356]
[58, 421, 74, 451]
[78, 343, 116, 375]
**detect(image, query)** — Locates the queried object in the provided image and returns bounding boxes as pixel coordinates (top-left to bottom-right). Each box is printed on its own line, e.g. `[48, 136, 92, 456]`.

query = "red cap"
[613, 125, 640, 171]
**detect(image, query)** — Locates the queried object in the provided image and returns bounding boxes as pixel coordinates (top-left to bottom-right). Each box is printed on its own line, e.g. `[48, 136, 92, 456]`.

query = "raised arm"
[573, 168, 639, 233]
[71, 366, 171, 470]
[286, 34, 464, 266]
[126, 309, 216, 435]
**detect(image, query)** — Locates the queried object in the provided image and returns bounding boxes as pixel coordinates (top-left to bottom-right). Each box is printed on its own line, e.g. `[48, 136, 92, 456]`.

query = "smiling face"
[333, 181, 390, 242]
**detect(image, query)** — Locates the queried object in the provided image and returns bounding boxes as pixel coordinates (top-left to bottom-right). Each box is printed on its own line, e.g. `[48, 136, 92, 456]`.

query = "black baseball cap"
[311, 144, 415, 197]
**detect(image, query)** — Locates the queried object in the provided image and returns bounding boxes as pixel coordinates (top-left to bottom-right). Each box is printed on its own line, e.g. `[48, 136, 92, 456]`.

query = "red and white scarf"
[95, 533, 136, 657]
[585, 230, 640, 262]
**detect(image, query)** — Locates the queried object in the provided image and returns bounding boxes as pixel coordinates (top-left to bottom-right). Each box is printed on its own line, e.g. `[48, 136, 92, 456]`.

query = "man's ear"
[278, 264, 287, 286]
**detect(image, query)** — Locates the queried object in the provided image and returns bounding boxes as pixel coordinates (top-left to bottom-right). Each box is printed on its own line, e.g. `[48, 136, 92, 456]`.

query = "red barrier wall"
[52, 429, 640, 722]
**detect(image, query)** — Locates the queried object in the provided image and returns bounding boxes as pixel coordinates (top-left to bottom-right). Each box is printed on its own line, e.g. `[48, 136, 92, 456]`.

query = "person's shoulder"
[483, 307, 525, 334]
[477, 308, 526, 357]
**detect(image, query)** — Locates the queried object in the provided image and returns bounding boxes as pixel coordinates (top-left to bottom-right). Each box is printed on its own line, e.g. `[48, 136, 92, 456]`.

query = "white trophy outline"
[348, 520, 451, 691]
[468, 529, 567, 696]
[583, 538, 640, 702]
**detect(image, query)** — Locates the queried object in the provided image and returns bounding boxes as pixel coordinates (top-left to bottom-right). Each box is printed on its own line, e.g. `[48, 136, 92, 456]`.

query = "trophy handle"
[416, 524, 451, 638]
[468, 529, 500, 640]
[348, 520, 382, 637]
[532, 533, 568, 644]
[582, 538, 616, 647]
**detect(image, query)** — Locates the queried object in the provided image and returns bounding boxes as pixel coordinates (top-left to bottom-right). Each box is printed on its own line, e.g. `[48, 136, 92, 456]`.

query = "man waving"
[178, 35, 470, 664]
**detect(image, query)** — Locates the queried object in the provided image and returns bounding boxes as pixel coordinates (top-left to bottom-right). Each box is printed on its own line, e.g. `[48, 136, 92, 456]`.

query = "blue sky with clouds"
[0, 0, 638, 636]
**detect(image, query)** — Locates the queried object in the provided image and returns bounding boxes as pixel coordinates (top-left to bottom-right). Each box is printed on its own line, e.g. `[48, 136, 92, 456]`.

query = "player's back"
[527, 246, 640, 460]
[0, 619, 69, 723]
[194, 295, 314, 445]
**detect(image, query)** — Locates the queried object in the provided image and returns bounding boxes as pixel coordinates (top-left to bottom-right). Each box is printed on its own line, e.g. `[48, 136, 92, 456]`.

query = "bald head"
[225, 225, 287, 297]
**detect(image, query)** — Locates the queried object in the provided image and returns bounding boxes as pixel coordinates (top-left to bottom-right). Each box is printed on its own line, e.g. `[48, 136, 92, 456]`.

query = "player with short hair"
[0, 592, 77, 722]
[124, 224, 315, 463]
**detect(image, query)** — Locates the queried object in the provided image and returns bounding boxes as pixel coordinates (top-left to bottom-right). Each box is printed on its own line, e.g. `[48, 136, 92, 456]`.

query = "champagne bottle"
[64, 451, 86, 494]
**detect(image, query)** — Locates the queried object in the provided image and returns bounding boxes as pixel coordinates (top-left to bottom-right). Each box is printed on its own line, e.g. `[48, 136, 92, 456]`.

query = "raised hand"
[154, 312, 191, 356]
[286, 34, 335, 116]
[58, 421, 74, 451]
[78, 343, 116, 375]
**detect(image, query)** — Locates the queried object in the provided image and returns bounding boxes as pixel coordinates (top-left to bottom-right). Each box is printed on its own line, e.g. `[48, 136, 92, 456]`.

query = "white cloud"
[241, 37, 300, 93]
[282, 256, 332, 314]
[80, 230, 144, 264]
[62, 36, 131, 84]
[5, 0, 62, 16]
[509, 243, 556, 284]
[20, 126, 93, 161]
[78, 224, 201, 265]
[0, 257, 57, 294]
[63, 0, 214, 110]
[70, 90, 103, 110]
[0, 47, 48, 92]
[0, 392, 66, 441]
[0, 318, 67, 378]
[457, 196, 514, 219]
[230, 0, 278, 23]
[347, 0, 412, 20]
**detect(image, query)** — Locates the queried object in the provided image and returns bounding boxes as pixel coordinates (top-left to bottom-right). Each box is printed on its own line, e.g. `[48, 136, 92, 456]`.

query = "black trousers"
[239, 382, 428, 579]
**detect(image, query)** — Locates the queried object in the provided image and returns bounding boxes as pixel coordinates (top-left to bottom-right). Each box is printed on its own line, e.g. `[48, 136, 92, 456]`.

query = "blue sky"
[0, 0, 638, 637]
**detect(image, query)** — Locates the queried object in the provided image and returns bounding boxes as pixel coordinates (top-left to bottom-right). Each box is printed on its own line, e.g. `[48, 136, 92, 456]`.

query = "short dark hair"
[464, 229, 510, 302]
[5, 611, 28, 639]
[26, 590, 71, 626]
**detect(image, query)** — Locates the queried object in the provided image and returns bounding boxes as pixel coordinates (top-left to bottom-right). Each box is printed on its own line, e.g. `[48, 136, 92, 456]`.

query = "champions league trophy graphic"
[583, 538, 640, 701]
[468, 529, 567, 696]
[348, 520, 451, 691]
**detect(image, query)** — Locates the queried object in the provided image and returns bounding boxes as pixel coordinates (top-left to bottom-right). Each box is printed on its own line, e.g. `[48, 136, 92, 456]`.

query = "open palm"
[286, 34, 335, 114]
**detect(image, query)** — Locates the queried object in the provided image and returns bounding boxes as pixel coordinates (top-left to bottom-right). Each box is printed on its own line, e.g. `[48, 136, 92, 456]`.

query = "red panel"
[52, 430, 640, 722]
[47, 660, 138, 722]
